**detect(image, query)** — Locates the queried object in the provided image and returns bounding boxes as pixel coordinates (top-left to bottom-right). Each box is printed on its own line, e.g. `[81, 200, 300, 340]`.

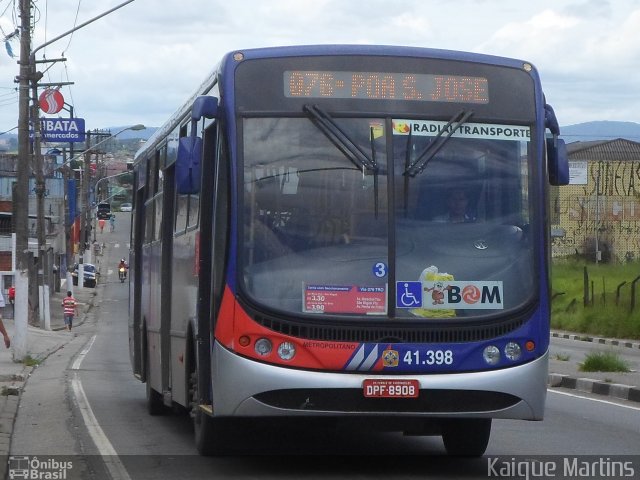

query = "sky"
[2, 0, 640, 135]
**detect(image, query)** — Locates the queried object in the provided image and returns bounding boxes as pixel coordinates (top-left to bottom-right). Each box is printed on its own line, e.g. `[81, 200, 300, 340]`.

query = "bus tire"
[145, 347, 165, 416]
[189, 371, 228, 455]
[441, 418, 491, 457]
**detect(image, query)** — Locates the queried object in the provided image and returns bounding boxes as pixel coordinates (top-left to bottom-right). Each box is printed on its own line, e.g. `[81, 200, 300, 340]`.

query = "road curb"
[551, 331, 640, 350]
[0, 366, 30, 480]
[548, 373, 640, 403]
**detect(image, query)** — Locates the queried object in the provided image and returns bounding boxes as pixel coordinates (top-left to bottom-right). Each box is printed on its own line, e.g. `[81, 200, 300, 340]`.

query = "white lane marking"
[548, 388, 640, 411]
[71, 335, 132, 480]
[71, 335, 96, 370]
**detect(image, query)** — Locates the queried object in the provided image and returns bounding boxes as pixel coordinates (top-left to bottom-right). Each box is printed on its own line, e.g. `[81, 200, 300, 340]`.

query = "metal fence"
[551, 186, 640, 263]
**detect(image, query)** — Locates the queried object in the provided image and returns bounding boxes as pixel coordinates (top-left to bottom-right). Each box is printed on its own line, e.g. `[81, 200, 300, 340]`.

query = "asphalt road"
[10, 214, 640, 479]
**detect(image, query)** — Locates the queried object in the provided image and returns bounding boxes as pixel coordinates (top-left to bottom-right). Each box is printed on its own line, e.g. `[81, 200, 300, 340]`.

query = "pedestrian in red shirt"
[62, 291, 78, 331]
[0, 291, 10, 347]
[8, 285, 15, 315]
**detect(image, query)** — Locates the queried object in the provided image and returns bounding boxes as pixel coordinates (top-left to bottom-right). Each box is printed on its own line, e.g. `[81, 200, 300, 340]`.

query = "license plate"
[363, 379, 419, 398]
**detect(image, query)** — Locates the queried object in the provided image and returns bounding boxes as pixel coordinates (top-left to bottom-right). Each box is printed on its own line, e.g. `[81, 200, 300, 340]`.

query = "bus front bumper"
[212, 341, 548, 420]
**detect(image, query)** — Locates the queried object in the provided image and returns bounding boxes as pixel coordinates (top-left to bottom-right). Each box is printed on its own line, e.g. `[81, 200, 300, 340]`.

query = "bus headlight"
[254, 338, 272, 356]
[277, 342, 296, 361]
[482, 345, 500, 365]
[504, 342, 522, 361]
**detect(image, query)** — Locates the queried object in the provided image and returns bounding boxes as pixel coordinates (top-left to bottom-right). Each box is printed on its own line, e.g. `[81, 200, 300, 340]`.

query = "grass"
[579, 351, 631, 372]
[0, 385, 19, 396]
[22, 355, 41, 367]
[551, 259, 640, 339]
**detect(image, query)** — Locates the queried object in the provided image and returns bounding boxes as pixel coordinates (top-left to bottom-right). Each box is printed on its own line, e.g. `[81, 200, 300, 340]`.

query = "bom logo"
[442, 282, 503, 309]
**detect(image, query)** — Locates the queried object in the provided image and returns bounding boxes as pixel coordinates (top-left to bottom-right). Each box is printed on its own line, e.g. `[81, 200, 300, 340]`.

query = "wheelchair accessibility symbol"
[396, 281, 422, 308]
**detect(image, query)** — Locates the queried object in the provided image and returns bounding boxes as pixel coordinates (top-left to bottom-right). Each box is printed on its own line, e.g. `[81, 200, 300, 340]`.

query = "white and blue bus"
[129, 45, 568, 456]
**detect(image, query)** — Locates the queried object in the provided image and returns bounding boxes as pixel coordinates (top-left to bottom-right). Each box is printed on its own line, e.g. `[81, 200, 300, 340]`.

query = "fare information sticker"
[303, 284, 387, 314]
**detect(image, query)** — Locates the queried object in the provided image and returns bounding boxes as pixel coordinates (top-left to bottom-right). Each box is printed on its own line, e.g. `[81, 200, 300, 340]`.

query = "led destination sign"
[285, 70, 489, 104]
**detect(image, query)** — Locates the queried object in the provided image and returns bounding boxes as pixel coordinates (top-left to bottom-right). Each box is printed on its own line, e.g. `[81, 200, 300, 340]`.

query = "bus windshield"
[242, 115, 534, 320]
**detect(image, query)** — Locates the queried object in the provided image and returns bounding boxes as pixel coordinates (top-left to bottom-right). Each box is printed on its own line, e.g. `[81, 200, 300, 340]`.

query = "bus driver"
[433, 188, 476, 223]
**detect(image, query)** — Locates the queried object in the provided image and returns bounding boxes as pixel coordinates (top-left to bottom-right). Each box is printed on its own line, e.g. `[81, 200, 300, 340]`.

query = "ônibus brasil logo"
[8, 456, 73, 479]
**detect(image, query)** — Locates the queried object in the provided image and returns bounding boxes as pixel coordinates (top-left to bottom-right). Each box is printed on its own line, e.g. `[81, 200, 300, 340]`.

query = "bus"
[129, 44, 568, 456]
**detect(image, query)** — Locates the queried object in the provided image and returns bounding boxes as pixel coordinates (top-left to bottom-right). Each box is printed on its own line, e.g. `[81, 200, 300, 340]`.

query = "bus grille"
[254, 388, 520, 413]
[249, 309, 529, 343]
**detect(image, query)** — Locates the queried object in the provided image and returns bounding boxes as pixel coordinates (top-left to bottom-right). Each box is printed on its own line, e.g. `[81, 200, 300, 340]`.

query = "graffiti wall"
[551, 160, 640, 262]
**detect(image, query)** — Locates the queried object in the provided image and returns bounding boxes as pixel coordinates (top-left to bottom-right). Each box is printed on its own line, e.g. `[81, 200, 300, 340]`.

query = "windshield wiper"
[304, 104, 380, 216]
[303, 104, 378, 173]
[403, 109, 474, 177]
[369, 125, 379, 217]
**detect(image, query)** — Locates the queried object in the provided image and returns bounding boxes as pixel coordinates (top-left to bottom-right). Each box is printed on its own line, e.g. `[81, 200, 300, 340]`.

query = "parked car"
[119, 202, 132, 212]
[72, 263, 98, 288]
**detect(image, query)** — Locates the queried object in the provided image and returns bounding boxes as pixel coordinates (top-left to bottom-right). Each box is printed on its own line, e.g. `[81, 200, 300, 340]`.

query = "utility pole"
[31, 70, 48, 328]
[14, 0, 33, 360]
[78, 131, 91, 285]
[12, 0, 137, 359]
[62, 151, 74, 295]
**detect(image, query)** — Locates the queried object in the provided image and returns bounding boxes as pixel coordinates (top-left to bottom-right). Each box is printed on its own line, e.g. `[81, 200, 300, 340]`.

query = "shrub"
[579, 351, 630, 372]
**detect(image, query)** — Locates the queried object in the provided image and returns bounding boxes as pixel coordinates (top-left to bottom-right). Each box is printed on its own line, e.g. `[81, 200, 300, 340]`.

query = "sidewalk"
[0, 282, 97, 460]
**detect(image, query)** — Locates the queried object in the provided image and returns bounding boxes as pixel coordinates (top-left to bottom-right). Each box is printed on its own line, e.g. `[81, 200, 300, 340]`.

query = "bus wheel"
[189, 371, 228, 455]
[441, 419, 491, 457]
[145, 348, 165, 415]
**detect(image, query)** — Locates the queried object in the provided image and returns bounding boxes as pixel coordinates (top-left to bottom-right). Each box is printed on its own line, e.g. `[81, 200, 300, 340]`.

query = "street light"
[52, 124, 145, 173]
[13, 0, 137, 360]
[94, 170, 133, 203]
[53, 124, 144, 256]
[72, 124, 145, 290]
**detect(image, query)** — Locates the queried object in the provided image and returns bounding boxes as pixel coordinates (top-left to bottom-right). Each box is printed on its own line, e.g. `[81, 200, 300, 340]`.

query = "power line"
[0, 0, 14, 18]
[0, 125, 17, 135]
[62, 0, 83, 54]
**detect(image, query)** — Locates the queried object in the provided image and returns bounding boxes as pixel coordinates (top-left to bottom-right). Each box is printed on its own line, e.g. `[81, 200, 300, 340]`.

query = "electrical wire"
[62, 0, 82, 54]
[0, 0, 14, 18]
[60, 0, 83, 118]
[0, 125, 18, 136]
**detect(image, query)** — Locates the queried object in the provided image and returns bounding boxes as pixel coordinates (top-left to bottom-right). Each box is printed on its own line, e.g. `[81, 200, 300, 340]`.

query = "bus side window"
[175, 193, 189, 234]
[188, 192, 200, 229]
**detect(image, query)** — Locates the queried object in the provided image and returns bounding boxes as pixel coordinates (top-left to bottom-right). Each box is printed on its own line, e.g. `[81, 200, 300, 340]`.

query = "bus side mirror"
[544, 103, 569, 185]
[192, 95, 218, 121]
[176, 136, 202, 194]
[176, 96, 218, 195]
[547, 137, 569, 186]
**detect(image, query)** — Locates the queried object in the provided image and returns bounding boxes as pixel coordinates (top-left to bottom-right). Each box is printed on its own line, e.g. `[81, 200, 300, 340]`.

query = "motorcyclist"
[118, 258, 128, 278]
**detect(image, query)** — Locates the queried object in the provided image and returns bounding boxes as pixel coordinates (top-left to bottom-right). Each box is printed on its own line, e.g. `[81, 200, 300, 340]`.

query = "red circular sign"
[39, 89, 64, 114]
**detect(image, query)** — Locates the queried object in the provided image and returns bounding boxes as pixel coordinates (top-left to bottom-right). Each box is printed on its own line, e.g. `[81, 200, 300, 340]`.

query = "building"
[551, 138, 640, 263]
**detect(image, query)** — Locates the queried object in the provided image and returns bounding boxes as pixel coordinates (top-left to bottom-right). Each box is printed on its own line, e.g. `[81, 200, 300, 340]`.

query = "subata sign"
[40, 117, 86, 142]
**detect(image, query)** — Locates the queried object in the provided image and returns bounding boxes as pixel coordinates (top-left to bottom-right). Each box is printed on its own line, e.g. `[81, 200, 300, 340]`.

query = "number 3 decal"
[373, 262, 387, 278]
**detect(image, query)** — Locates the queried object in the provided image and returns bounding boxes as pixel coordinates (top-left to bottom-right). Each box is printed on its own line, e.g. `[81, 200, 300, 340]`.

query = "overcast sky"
[2, 0, 640, 135]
